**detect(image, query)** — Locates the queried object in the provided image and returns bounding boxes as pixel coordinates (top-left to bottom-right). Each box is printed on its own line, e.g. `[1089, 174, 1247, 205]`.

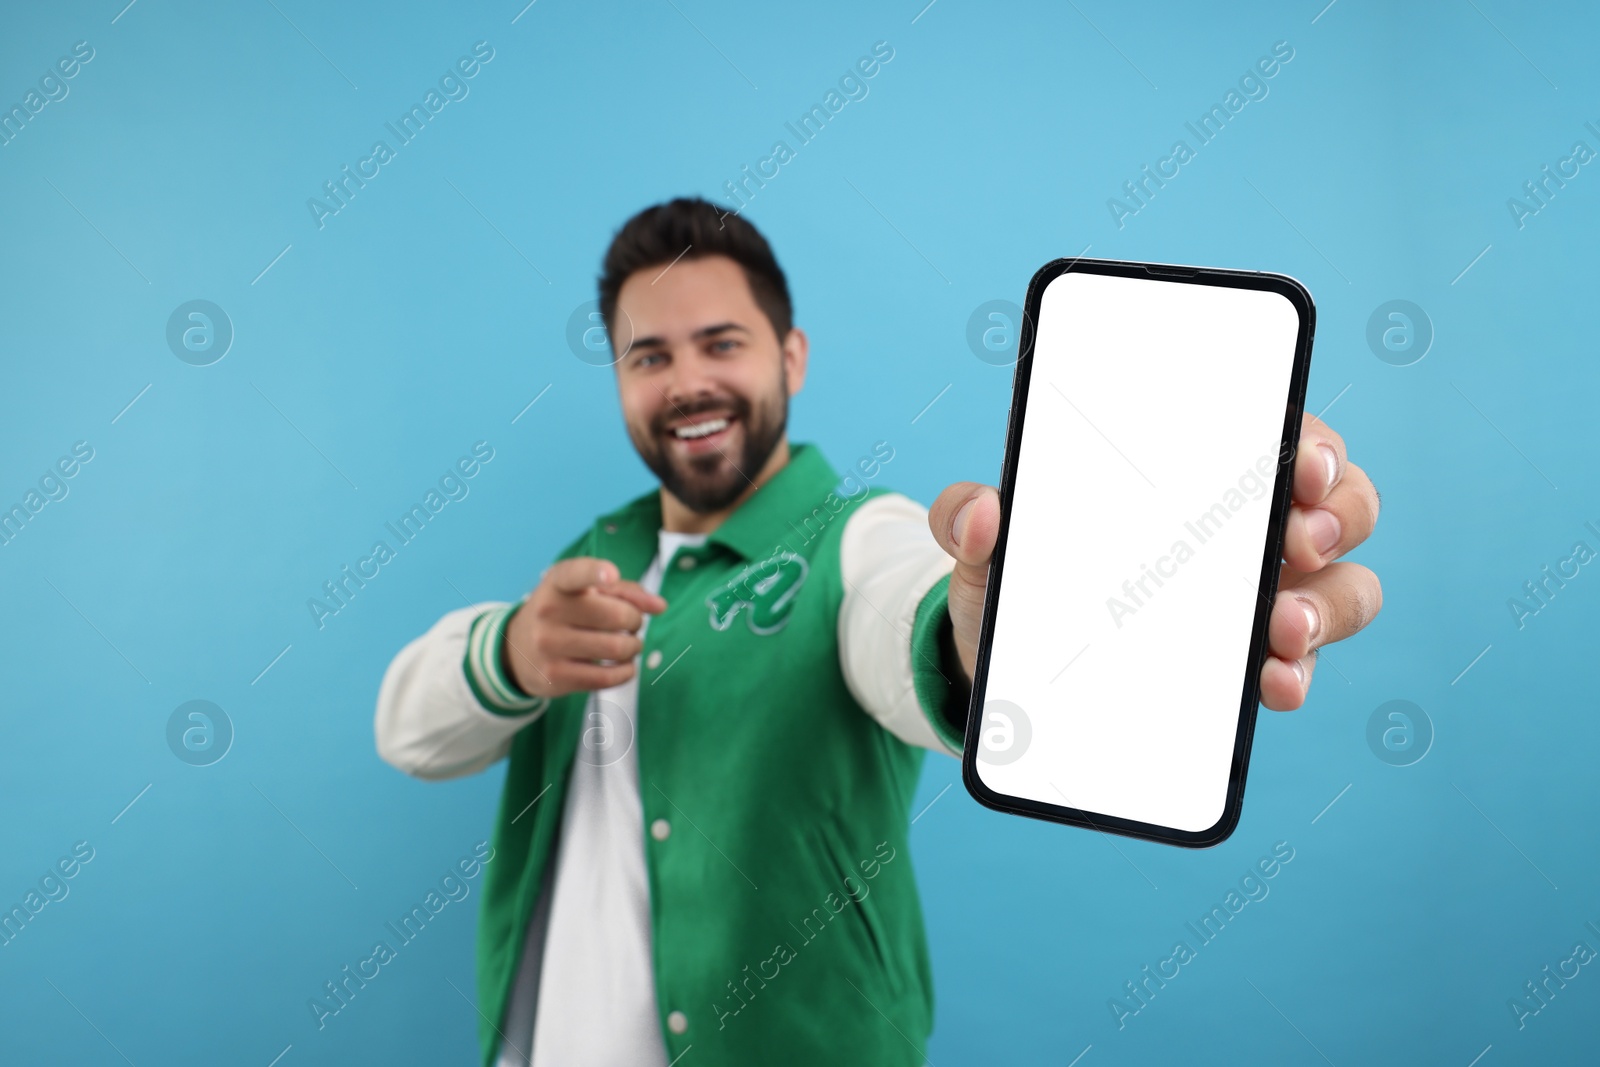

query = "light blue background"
[2, 2, 1596, 1064]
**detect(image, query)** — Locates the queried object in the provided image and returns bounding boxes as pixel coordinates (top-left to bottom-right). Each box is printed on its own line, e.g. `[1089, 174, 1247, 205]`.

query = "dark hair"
[598, 197, 792, 346]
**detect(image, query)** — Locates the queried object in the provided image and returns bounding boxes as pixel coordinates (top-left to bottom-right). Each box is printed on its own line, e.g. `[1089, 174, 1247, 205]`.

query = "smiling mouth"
[668, 414, 735, 443]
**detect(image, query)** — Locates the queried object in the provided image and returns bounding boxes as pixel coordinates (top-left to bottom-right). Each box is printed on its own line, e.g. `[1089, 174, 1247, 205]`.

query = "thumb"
[928, 482, 1001, 683]
[929, 482, 1001, 579]
[543, 556, 618, 595]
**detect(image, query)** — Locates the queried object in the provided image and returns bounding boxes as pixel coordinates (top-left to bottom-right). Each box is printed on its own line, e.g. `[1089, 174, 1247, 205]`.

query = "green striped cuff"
[464, 602, 550, 717]
[911, 572, 969, 753]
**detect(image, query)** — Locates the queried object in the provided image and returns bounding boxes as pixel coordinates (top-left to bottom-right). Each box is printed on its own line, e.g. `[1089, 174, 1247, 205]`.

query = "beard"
[629, 379, 788, 515]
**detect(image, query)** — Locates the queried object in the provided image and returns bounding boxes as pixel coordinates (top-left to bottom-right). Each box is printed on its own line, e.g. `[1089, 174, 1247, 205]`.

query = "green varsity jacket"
[376, 441, 969, 1066]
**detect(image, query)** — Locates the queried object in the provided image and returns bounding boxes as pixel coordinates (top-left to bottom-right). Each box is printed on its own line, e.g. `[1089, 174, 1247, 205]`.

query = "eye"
[634, 351, 665, 368]
[711, 339, 740, 353]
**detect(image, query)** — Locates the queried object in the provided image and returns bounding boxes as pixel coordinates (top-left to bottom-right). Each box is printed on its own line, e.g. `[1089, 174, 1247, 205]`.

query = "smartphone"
[962, 257, 1314, 848]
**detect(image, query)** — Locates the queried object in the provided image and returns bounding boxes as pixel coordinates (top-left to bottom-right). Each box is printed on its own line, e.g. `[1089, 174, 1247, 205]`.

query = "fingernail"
[1319, 443, 1339, 490]
[1290, 657, 1307, 688]
[952, 498, 975, 546]
[1295, 596, 1321, 644]
[1306, 508, 1341, 556]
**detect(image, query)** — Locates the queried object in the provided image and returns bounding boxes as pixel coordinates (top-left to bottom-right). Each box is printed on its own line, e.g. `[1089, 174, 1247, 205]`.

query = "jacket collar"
[595, 441, 841, 579]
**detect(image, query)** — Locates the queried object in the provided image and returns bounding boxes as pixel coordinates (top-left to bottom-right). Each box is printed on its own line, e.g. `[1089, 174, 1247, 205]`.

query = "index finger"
[597, 578, 669, 617]
[1293, 412, 1348, 507]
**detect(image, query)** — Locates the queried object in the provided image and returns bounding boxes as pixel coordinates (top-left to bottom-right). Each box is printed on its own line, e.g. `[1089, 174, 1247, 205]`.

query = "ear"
[781, 326, 809, 396]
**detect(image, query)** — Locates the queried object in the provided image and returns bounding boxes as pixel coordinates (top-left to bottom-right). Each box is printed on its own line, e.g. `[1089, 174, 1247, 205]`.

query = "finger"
[1292, 413, 1348, 507]
[544, 556, 619, 595]
[1282, 461, 1380, 572]
[543, 626, 644, 664]
[596, 578, 669, 616]
[927, 482, 1001, 683]
[545, 660, 637, 693]
[1268, 561, 1382, 662]
[564, 592, 646, 633]
[1260, 649, 1317, 711]
[928, 482, 1000, 574]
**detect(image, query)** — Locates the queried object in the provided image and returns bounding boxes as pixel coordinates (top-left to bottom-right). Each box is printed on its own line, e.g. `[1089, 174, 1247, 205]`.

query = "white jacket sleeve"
[837, 492, 966, 757]
[375, 601, 550, 781]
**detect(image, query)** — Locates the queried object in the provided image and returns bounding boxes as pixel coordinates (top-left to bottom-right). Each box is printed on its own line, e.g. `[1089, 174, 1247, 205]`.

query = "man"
[374, 197, 1382, 1066]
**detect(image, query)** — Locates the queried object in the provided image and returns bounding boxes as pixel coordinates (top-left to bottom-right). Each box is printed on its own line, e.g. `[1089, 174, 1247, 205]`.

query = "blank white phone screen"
[976, 270, 1301, 834]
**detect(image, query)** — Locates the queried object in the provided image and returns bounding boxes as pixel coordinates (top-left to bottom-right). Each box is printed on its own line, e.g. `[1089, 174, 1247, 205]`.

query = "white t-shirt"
[497, 530, 707, 1067]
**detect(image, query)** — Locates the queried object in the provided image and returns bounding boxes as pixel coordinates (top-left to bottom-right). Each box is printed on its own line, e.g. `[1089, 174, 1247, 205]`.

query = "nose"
[660, 346, 721, 408]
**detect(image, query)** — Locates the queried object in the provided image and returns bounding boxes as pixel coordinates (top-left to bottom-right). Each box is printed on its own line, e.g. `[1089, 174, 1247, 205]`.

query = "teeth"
[673, 417, 729, 440]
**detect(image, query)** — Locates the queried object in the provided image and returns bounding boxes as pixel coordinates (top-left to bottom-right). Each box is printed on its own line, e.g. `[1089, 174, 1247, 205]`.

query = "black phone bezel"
[959, 256, 1316, 849]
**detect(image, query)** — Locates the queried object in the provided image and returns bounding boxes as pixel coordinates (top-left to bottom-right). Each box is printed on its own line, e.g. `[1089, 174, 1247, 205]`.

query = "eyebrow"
[628, 321, 749, 353]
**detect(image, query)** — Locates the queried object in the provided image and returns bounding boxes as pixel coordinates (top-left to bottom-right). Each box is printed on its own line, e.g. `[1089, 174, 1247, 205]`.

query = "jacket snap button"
[645, 649, 663, 670]
[676, 554, 696, 570]
[651, 818, 671, 841]
[667, 1010, 688, 1034]
[604, 523, 617, 534]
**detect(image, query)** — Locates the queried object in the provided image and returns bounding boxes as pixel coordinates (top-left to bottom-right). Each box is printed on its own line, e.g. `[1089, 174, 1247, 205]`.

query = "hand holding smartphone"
[962, 257, 1314, 848]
